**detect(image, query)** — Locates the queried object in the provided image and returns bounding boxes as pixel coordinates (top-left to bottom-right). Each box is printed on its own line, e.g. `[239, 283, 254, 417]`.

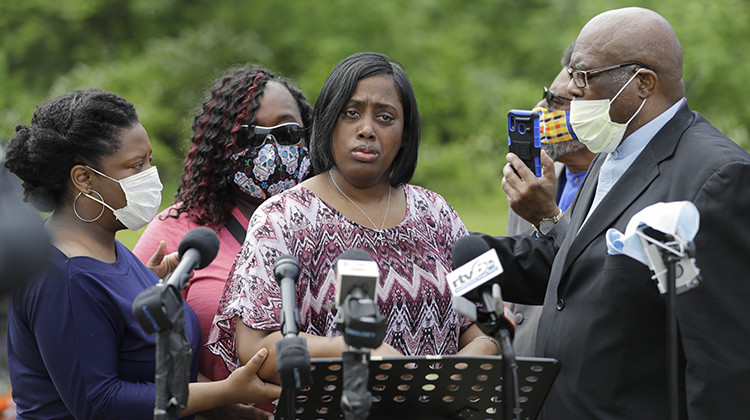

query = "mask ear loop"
[74, 190, 106, 222]
[625, 98, 648, 125]
[610, 68, 644, 104]
[610, 67, 648, 126]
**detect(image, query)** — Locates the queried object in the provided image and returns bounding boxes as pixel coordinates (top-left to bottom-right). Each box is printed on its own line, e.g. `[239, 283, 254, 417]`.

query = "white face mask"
[570, 68, 647, 154]
[84, 165, 163, 231]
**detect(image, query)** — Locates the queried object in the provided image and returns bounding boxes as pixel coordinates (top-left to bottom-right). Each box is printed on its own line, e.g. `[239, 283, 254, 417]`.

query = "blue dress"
[7, 240, 201, 419]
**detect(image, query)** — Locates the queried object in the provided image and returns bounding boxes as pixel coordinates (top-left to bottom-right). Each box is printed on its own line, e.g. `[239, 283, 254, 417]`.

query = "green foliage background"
[1, 0, 748, 247]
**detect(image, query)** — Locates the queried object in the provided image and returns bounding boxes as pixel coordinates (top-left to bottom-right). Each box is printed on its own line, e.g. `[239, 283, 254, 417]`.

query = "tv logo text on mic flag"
[446, 249, 503, 297]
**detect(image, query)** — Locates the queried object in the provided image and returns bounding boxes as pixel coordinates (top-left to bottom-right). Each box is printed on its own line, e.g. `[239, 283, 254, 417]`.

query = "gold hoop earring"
[73, 190, 105, 223]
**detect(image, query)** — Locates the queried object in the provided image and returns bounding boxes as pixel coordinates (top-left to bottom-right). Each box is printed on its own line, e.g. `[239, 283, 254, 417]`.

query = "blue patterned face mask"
[229, 142, 311, 200]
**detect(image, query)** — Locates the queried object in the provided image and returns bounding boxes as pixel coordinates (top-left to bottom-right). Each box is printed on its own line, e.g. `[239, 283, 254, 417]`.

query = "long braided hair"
[170, 65, 312, 229]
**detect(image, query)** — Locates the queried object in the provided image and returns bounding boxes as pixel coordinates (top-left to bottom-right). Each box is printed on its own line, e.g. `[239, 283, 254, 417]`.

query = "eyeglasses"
[568, 62, 648, 88]
[238, 122, 305, 149]
[543, 86, 572, 107]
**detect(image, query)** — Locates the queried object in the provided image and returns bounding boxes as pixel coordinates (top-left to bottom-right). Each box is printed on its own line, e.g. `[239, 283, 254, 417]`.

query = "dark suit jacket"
[481, 104, 750, 419]
[506, 163, 565, 357]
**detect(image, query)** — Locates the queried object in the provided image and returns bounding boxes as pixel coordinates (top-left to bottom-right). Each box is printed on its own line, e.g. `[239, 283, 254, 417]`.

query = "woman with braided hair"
[133, 65, 312, 418]
[5, 89, 279, 419]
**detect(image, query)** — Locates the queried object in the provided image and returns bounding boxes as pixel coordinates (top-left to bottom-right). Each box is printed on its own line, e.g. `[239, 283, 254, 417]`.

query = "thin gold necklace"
[329, 169, 391, 245]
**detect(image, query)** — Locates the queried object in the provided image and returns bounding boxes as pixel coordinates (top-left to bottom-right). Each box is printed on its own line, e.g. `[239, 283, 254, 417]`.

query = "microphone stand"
[274, 256, 311, 420]
[275, 313, 311, 420]
[132, 228, 220, 420]
[133, 278, 192, 420]
[498, 329, 518, 420]
[638, 227, 700, 420]
[474, 286, 519, 420]
[336, 286, 386, 420]
[341, 348, 371, 420]
[651, 233, 685, 420]
[665, 249, 679, 420]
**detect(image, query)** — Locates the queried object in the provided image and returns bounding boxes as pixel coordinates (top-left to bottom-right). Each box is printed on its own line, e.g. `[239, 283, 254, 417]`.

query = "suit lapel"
[549, 154, 602, 273]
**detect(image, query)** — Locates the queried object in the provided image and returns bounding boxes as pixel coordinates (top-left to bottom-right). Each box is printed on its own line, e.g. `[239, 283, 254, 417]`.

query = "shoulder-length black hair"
[310, 52, 420, 186]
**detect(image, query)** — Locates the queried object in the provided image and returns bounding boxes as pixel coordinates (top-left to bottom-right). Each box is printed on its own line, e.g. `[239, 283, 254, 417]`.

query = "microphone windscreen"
[451, 235, 491, 269]
[0, 204, 51, 294]
[0, 161, 52, 294]
[274, 255, 300, 284]
[177, 226, 220, 269]
[337, 248, 373, 262]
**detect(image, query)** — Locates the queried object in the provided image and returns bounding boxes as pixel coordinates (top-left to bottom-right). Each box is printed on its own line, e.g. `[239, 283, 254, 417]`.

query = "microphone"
[636, 226, 701, 295]
[335, 248, 379, 307]
[131, 227, 218, 418]
[334, 249, 385, 350]
[334, 249, 384, 420]
[449, 235, 521, 420]
[133, 227, 220, 334]
[628, 205, 701, 420]
[273, 255, 311, 420]
[167, 226, 220, 289]
[0, 161, 51, 294]
[447, 235, 516, 338]
[274, 255, 301, 338]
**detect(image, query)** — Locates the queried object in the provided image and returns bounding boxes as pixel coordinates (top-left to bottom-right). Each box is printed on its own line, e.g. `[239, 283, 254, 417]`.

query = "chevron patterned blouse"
[207, 183, 470, 370]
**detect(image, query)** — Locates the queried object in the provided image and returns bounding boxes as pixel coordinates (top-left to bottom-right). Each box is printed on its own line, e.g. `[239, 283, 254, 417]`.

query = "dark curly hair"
[171, 64, 313, 230]
[4, 89, 139, 212]
[310, 52, 421, 186]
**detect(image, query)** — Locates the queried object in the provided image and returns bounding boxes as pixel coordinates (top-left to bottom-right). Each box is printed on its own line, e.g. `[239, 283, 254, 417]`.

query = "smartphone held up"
[507, 109, 541, 177]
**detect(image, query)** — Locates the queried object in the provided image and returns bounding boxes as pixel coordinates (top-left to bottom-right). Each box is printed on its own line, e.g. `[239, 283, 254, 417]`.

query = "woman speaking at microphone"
[4, 89, 279, 419]
[208, 52, 497, 383]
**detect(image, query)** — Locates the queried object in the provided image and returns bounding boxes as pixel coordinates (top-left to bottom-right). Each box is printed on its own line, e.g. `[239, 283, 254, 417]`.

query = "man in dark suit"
[485, 7, 750, 419]
[506, 43, 595, 357]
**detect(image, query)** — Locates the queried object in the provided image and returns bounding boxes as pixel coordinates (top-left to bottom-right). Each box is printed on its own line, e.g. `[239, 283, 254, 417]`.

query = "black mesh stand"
[285, 355, 559, 420]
